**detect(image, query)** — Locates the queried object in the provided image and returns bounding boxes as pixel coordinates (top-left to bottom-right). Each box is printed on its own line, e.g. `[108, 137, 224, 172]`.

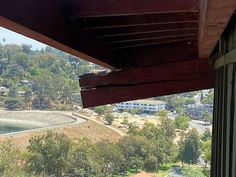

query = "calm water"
[0, 125, 33, 134]
[0, 119, 41, 134]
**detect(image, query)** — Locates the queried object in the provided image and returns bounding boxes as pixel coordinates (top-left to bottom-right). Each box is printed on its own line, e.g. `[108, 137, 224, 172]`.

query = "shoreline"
[0, 110, 87, 137]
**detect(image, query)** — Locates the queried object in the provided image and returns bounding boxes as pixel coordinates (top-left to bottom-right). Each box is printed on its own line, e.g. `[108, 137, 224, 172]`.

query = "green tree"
[29, 66, 41, 76]
[24, 89, 32, 110]
[202, 111, 213, 125]
[121, 118, 129, 126]
[144, 156, 157, 173]
[130, 156, 143, 172]
[105, 113, 114, 125]
[201, 128, 212, 142]
[118, 136, 151, 170]
[127, 123, 139, 136]
[202, 90, 214, 105]
[0, 140, 20, 176]
[21, 44, 32, 54]
[68, 139, 94, 177]
[3, 44, 22, 59]
[158, 109, 168, 118]
[165, 95, 186, 113]
[185, 98, 196, 105]
[155, 117, 176, 165]
[4, 63, 24, 79]
[124, 108, 143, 115]
[138, 118, 177, 167]
[0, 58, 9, 74]
[33, 71, 55, 108]
[174, 115, 190, 130]
[179, 129, 200, 166]
[5, 98, 23, 110]
[8, 86, 17, 97]
[11, 52, 31, 69]
[93, 105, 111, 116]
[202, 140, 212, 170]
[26, 131, 71, 176]
[90, 140, 123, 177]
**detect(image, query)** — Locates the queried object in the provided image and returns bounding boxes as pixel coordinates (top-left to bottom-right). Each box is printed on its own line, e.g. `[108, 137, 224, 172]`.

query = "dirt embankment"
[0, 120, 122, 150]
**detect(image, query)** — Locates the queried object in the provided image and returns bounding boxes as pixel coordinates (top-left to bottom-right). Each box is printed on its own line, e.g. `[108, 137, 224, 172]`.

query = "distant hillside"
[0, 44, 99, 110]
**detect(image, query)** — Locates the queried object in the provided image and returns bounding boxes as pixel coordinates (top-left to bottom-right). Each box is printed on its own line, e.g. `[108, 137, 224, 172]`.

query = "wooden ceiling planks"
[77, 12, 199, 29]
[0, 0, 119, 69]
[199, 0, 236, 58]
[70, 0, 199, 18]
[122, 43, 198, 68]
[93, 22, 198, 37]
[2, 0, 231, 107]
[73, 3, 199, 62]
[99, 29, 198, 43]
[0, 0, 201, 70]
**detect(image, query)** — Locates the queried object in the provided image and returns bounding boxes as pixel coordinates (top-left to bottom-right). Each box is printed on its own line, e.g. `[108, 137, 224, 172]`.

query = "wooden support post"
[210, 14, 236, 177]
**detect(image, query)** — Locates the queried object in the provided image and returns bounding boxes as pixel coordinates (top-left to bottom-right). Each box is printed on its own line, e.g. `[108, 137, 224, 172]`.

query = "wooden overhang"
[0, 0, 235, 108]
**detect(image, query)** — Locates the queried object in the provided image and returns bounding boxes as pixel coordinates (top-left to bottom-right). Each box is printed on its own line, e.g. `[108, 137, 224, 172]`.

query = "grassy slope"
[0, 120, 122, 149]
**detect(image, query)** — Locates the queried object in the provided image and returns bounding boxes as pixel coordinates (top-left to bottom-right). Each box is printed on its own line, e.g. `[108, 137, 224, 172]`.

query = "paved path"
[167, 167, 183, 177]
[189, 120, 211, 134]
[130, 172, 151, 177]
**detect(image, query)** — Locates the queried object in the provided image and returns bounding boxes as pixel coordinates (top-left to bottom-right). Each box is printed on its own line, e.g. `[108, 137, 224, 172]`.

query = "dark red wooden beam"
[77, 12, 199, 29]
[107, 34, 197, 45]
[81, 76, 214, 108]
[71, 0, 199, 18]
[85, 21, 198, 30]
[113, 37, 197, 49]
[80, 59, 213, 88]
[94, 22, 198, 37]
[100, 29, 198, 43]
[80, 60, 215, 107]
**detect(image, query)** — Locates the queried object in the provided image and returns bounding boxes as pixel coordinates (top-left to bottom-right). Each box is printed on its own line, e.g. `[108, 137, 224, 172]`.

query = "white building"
[116, 99, 166, 112]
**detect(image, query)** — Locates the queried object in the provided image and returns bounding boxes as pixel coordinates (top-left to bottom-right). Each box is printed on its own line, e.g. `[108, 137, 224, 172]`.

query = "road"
[189, 120, 211, 134]
[168, 167, 183, 177]
[170, 113, 211, 134]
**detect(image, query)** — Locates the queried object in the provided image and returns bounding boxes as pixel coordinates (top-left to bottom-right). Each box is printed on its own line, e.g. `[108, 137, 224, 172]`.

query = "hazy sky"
[0, 27, 47, 50]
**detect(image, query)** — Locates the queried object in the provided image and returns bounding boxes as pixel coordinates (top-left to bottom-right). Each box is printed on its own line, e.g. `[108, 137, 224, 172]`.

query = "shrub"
[4, 98, 24, 110]
[104, 113, 114, 125]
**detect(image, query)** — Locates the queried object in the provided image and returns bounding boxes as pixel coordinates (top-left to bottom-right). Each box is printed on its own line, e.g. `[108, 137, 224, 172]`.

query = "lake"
[0, 119, 43, 134]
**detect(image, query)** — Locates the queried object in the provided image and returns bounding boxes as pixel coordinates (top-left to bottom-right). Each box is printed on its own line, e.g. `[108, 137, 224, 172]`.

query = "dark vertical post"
[210, 14, 236, 177]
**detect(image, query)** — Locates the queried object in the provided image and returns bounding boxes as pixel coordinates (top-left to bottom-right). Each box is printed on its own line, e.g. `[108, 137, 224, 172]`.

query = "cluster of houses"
[115, 90, 213, 120]
[0, 80, 32, 97]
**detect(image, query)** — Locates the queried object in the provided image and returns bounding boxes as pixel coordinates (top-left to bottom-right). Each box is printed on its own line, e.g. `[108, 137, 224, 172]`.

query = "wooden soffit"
[199, 0, 236, 58]
[0, 1, 220, 108]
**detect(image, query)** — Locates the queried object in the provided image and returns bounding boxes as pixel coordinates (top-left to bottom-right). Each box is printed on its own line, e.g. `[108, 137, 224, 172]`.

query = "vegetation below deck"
[0, 111, 211, 177]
